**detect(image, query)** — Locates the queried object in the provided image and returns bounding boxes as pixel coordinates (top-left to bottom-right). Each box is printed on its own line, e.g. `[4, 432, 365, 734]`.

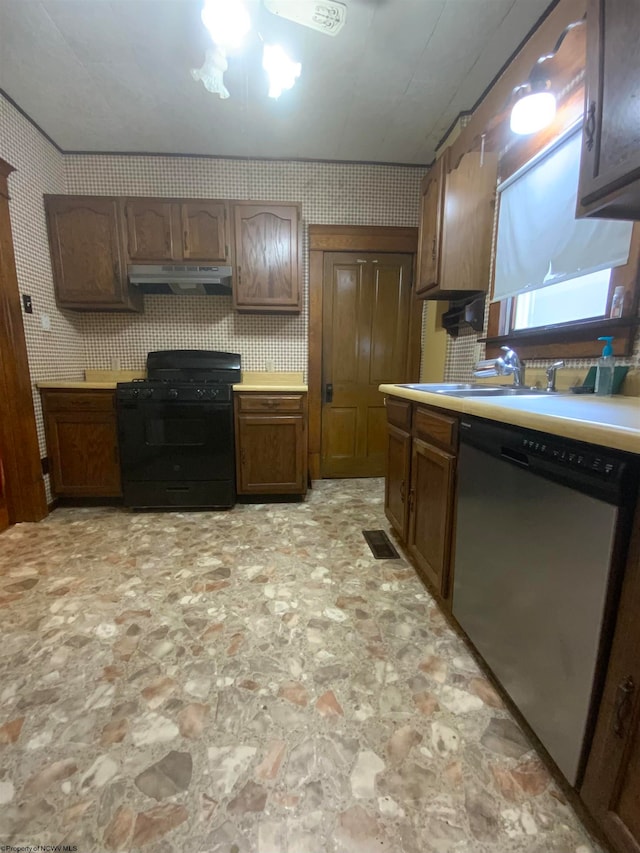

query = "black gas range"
[116, 350, 241, 509]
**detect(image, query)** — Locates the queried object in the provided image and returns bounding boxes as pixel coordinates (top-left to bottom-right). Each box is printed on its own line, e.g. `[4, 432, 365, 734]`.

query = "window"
[484, 123, 639, 358]
[512, 268, 612, 331]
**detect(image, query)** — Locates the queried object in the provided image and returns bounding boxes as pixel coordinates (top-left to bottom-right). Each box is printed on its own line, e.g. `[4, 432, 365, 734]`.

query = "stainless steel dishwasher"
[452, 416, 637, 786]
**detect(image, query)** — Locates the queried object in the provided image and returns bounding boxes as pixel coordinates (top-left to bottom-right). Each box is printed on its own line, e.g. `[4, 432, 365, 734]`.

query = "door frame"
[0, 158, 48, 524]
[308, 224, 420, 481]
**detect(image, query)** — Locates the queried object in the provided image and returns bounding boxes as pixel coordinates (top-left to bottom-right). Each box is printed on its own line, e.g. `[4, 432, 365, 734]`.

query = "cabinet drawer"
[236, 393, 304, 413]
[386, 397, 412, 431]
[414, 407, 457, 450]
[42, 391, 116, 413]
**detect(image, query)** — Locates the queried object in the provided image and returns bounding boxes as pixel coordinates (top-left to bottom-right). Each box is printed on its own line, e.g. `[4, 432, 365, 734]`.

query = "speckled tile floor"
[0, 478, 603, 853]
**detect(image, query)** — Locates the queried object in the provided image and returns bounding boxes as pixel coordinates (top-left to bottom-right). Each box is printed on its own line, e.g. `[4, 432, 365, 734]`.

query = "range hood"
[128, 264, 233, 296]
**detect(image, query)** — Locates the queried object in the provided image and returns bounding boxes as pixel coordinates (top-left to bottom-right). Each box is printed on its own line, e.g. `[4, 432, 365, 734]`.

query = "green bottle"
[595, 336, 614, 397]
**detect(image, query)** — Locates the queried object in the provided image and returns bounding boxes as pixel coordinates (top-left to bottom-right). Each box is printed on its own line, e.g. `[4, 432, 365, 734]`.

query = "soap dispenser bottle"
[595, 336, 615, 396]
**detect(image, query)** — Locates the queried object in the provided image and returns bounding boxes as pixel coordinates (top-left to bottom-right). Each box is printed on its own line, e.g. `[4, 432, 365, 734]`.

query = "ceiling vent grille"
[264, 0, 347, 36]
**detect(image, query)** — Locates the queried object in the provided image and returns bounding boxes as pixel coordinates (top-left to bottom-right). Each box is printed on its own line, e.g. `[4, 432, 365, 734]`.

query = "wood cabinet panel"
[385, 422, 411, 540]
[414, 407, 458, 451]
[386, 397, 412, 432]
[408, 437, 455, 597]
[0, 452, 9, 532]
[234, 393, 307, 495]
[41, 390, 121, 497]
[416, 152, 447, 296]
[581, 492, 640, 852]
[181, 201, 229, 261]
[436, 151, 498, 298]
[124, 199, 176, 261]
[233, 204, 301, 313]
[45, 196, 141, 311]
[578, 0, 640, 218]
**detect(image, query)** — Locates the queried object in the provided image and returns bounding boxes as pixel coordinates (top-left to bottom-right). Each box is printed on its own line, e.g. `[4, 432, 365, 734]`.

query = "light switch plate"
[40, 313, 52, 332]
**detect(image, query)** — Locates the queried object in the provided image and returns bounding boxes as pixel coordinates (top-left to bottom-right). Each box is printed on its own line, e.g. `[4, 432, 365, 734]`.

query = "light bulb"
[510, 91, 556, 135]
[201, 0, 251, 52]
[262, 44, 301, 99]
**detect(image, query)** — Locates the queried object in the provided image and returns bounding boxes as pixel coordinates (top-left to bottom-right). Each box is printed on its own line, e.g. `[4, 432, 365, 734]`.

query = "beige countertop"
[379, 384, 640, 455]
[38, 370, 308, 393]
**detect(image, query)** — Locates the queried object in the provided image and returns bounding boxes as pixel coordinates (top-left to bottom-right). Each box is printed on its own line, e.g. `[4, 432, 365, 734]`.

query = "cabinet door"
[233, 204, 300, 313]
[437, 150, 498, 297]
[124, 199, 177, 261]
[385, 423, 411, 541]
[416, 152, 447, 296]
[236, 414, 306, 494]
[181, 201, 230, 262]
[45, 196, 140, 311]
[43, 392, 121, 497]
[581, 499, 640, 852]
[408, 437, 455, 597]
[578, 0, 640, 218]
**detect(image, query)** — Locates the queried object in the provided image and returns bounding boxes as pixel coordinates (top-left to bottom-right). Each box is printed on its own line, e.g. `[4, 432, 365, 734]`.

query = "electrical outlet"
[22, 294, 33, 314]
[266, 359, 275, 372]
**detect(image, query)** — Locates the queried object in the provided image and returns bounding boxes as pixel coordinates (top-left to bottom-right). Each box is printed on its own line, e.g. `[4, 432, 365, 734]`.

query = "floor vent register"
[362, 529, 400, 560]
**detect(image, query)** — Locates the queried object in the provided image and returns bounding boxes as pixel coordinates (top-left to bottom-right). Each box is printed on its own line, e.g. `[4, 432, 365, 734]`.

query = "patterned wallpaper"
[64, 155, 425, 374]
[0, 96, 84, 501]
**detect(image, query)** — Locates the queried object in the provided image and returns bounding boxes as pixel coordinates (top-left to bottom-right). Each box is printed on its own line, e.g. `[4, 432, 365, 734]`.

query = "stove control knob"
[131, 388, 140, 398]
[168, 388, 179, 400]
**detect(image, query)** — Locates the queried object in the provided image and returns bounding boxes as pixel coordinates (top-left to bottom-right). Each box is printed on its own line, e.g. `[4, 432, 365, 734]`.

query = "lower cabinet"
[385, 396, 458, 603]
[234, 392, 308, 496]
[0, 450, 9, 531]
[41, 390, 122, 498]
[580, 493, 640, 853]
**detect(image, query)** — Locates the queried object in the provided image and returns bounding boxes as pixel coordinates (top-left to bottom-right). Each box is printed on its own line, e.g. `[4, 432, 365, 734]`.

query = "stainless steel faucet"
[499, 346, 525, 387]
[545, 360, 565, 392]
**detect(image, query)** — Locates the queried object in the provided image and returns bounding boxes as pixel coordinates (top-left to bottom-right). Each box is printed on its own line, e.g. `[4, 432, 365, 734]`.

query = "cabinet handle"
[431, 237, 437, 261]
[262, 399, 277, 409]
[408, 488, 415, 513]
[240, 448, 246, 465]
[585, 100, 597, 153]
[183, 230, 189, 254]
[237, 266, 242, 285]
[400, 480, 405, 502]
[613, 676, 635, 738]
[325, 384, 333, 403]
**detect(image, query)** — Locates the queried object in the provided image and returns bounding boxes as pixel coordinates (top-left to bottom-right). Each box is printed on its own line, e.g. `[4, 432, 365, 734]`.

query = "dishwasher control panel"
[519, 438, 618, 477]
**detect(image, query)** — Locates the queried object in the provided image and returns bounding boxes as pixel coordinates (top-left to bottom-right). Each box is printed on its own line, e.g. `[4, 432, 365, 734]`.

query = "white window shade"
[492, 128, 633, 302]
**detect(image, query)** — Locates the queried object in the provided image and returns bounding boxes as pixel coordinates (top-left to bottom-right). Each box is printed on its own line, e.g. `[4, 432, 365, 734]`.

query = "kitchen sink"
[397, 383, 560, 397]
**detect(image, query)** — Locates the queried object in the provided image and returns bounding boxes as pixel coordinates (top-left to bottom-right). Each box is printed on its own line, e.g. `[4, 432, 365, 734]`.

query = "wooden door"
[578, 0, 640, 217]
[181, 201, 229, 262]
[233, 204, 300, 312]
[408, 438, 455, 596]
[236, 414, 305, 494]
[321, 253, 413, 478]
[581, 494, 640, 852]
[0, 451, 9, 532]
[45, 196, 137, 309]
[321, 252, 412, 477]
[124, 199, 176, 261]
[416, 151, 447, 296]
[385, 423, 411, 540]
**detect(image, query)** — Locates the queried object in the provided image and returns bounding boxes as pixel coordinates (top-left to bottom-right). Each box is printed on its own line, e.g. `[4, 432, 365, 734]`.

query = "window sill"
[482, 316, 638, 360]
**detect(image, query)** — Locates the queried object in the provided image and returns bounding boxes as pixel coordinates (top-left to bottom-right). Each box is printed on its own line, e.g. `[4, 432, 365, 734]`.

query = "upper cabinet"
[44, 196, 299, 312]
[233, 203, 301, 313]
[416, 151, 498, 299]
[415, 151, 447, 296]
[124, 199, 177, 261]
[578, 0, 640, 219]
[123, 199, 230, 263]
[45, 195, 142, 312]
[180, 201, 229, 262]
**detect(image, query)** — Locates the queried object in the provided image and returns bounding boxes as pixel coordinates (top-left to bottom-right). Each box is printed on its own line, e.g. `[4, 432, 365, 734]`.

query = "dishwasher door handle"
[500, 446, 530, 468]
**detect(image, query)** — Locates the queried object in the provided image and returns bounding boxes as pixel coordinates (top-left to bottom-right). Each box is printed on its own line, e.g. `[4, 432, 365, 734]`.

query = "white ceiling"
[0, 0, 554, 165]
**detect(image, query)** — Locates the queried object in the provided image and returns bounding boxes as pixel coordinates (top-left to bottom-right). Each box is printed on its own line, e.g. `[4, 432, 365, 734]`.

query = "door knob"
[325, 383, 333, 403]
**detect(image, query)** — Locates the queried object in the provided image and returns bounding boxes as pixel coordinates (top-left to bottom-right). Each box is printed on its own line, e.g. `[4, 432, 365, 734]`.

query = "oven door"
[118, 400, 235, 483]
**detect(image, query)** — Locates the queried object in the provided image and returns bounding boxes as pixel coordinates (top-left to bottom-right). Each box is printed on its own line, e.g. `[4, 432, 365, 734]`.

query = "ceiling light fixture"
[509, 16, 585, 137]
[200, 0, 251, 52]
[191, 46, 230, 99]
[262, 44, 302, 99]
